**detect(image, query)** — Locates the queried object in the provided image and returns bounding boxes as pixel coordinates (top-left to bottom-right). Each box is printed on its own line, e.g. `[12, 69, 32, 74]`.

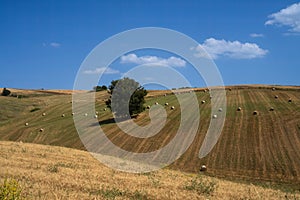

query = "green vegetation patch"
[0, 178, 24, 200]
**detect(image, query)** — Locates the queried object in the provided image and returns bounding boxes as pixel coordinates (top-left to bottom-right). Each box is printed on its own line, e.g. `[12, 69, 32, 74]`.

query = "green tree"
[1, 88, 11, 96]
[94, 85, 107, 92]
[106, 78, 147, 118]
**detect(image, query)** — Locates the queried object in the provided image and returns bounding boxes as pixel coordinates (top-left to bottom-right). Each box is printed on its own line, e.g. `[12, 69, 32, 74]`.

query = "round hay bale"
[95, 111, 99, 115]
[84, 113, 88, 116]
[155, 102, 159, 105]
[94, 114, 98, 118]
[39, 128, 44, 132]
[201, 100, 206, 104]
[146, 105, 150, 109]
[25, 122, 29, 126]
[165, 102, 169, 106]
[61, 114, 65, 117]
[171, 106, 175, 110]
[288, 98, 292, 103]
[253, 110, 258, 115]
[213, 114, 217, 119]
[218, 108, 223, 112]
[210, 96, 213, 99]
[270, 107, 274, 111]
[272, 87, 276, 91]
[42, 113, 46, 116]
[228, 88, 232, 91]
[164, 94, 167, 96]
[103, 108, 107, 111]
[237, 107, 242, 111]
[275, 95, 279, 99]
[71, 112, 75, 115]
[200, 165, 207, 172]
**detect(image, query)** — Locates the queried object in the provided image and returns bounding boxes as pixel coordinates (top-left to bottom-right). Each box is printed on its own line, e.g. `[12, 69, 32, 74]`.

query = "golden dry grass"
[0, 141, 298, 200]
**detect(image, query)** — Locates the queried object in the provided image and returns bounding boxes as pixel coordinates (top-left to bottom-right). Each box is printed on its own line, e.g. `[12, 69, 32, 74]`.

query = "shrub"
[184, 174, 217, 196]
[0, 178, 23, 200]
[1, 88, 11, 96]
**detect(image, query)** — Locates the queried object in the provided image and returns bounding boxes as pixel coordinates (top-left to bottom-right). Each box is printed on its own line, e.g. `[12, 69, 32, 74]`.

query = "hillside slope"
[0, 86, 299, 185]
[0, 141, 298, 199]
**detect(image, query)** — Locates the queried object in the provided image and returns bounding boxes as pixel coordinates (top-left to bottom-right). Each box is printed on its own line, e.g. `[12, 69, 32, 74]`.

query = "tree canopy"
[105, 78, 147, 118]
[93, 85, 107, 92]
[1, 88, 11, 96]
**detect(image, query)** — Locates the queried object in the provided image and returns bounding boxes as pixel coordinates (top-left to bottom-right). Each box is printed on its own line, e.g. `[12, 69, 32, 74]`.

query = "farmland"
[0, 85, 300, 189]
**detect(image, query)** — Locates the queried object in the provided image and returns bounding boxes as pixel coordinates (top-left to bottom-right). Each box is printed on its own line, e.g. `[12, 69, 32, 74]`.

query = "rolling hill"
[0, 85, 300, 188]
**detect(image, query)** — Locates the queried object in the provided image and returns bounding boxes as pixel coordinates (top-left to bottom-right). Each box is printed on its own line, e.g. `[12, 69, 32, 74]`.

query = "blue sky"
[0, 0, 299, 89]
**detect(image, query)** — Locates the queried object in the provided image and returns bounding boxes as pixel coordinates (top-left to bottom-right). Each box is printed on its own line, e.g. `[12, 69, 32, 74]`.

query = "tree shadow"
[98, 118, 116, 125]
[91, 115, 139, 127]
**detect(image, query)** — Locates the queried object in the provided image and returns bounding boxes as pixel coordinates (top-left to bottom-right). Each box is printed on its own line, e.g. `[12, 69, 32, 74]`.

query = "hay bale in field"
[61, 114, 65, 117]
[25, 122, 29, 126]
[200, 165, 207, 172]
[218, 108, 223, 112]
[228, 88, 232, 91]
[253, 110, 258, 115]
[275, 95, 279, 99]
[72, 112, 75, 115]
[39, 128, 44, 132]
[165, 102, 169, 106]
[164, 94, 167, 96]
[146, 105, 151, 109]
[237, 107, 242, 111]
[171, 106, 175, 110]
[103, 108, 107, 111]
[270, 107, 274, 111]
[288, 98, 292, 103]
[201, 100, 206, 104]
[95, 111, 99, 115]
[84, 113, 88, 116]
[213, 114, 217, 119]
[272, 87, 276, 91]
[155, 102, 159, 105]
[94, 114, 98, 118]
[42, 113, 46, 116]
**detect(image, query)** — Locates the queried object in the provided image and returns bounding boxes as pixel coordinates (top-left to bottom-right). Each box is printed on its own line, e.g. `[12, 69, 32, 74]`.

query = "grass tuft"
[0, 178, 24, 200]
[184, 174, 217, 196]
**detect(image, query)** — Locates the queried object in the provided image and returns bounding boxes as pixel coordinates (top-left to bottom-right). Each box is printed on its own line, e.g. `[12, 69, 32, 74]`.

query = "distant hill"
[0, 85, 299, 186]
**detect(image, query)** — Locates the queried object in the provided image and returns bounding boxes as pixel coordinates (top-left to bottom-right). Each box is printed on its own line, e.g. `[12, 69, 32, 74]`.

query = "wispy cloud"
[43, 42, 61, 48]
[83, 67, 120, 75]
[50, 42, 61, 47]
[250, 33, 264, 38]
[194, 38, 268, 59]
[120, 53, 186, 67]
[265, 2, 300, 33]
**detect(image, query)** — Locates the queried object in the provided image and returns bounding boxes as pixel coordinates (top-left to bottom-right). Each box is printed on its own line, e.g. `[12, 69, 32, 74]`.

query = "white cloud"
[250, 33, 264, 38]
[50, 42, 61, 47]
[83, 67, 120, 75]
[120, 54, 186, 67]
[265, 2, 300, 32]
[194, 38, 268, 59]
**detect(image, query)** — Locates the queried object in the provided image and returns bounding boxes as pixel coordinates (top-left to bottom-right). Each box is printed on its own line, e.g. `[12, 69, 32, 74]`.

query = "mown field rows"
[0, 86, 299, 186]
